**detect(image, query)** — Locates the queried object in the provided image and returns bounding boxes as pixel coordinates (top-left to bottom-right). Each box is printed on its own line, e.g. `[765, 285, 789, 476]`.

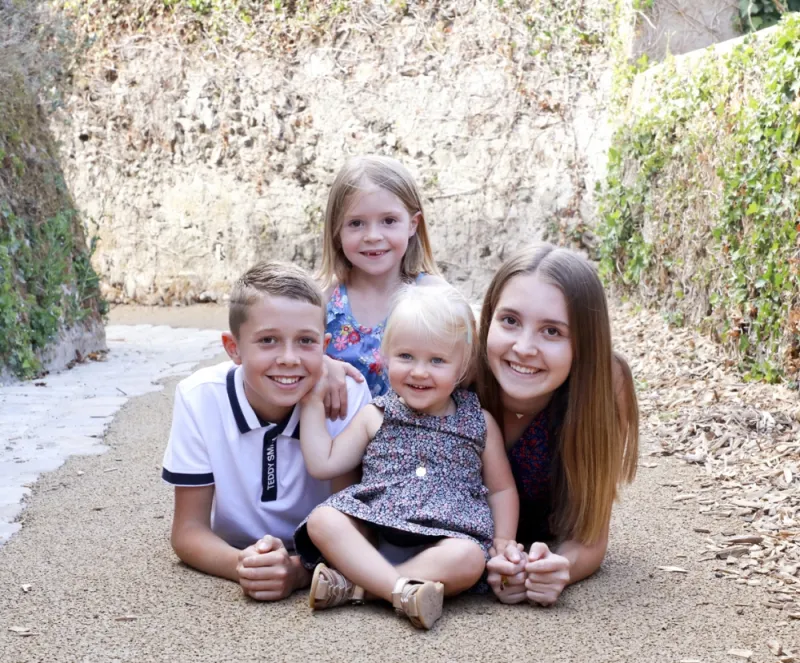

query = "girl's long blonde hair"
[317, 155, 440, 289]
[476, 243, 639, 544]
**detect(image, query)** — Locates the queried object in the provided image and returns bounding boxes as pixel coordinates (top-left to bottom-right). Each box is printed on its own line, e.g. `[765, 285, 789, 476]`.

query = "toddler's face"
[338, 182, 419, 278]
[226, 294, 325, 422]
[386, 327, 465, 417]
[486, 273, 573, 413]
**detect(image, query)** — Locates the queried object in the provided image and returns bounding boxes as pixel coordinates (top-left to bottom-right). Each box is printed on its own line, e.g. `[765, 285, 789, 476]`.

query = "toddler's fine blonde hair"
[382, 282, 478, 388]
[317, 155, 440, 289]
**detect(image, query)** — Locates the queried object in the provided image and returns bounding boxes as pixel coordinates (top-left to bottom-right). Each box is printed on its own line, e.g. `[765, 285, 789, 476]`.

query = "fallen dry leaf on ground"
[8, 626, 34, 636]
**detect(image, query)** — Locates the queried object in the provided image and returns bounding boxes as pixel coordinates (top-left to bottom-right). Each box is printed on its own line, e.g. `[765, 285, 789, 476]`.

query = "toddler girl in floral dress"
[294, 283, 519, 630]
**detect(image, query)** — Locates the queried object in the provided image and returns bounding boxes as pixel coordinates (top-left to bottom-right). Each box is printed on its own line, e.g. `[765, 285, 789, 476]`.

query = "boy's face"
[222, 294, 326, 422]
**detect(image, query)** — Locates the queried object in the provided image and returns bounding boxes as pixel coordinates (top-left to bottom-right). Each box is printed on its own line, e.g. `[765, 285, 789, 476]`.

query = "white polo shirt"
[162, 361, 371, 550]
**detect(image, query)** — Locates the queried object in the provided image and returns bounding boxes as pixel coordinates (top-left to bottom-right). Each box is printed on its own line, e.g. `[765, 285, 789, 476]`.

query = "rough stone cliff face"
[0, 2, 105, 382]
[52, 2, 616, 303]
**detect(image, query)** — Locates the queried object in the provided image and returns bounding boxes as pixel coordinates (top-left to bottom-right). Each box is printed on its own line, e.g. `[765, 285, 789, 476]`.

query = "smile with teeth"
[362, 250, 388, 257]
[407, 384, 432, 390]
[269, 376, 303, 385]
[508, 361, 541, 375]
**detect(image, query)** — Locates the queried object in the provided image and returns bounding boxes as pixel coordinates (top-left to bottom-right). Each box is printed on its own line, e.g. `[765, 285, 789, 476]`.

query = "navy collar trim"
[225, 366, 300, 438]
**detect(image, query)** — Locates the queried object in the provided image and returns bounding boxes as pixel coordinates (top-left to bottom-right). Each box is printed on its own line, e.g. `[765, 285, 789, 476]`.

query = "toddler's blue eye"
[431, 357, 444, 365]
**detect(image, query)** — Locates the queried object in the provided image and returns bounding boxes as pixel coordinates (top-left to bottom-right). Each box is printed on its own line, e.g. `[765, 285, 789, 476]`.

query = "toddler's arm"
[300, 384, 380, 480]
[480, 410, 519, 553]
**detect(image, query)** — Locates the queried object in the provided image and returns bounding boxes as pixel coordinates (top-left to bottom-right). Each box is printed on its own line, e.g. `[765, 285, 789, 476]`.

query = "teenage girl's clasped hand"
[486, 541, 570, 606]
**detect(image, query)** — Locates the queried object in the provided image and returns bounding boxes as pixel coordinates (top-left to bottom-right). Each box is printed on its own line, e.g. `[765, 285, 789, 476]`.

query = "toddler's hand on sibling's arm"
[486, 541, 528, 604]
[320, 356, 365, 420]
[236, 535, 309, 601]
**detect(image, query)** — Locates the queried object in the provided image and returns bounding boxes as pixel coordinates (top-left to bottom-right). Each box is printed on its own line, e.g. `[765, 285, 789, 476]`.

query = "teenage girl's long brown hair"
[476, 244, 639, 544]
[317, 155, 440, 289]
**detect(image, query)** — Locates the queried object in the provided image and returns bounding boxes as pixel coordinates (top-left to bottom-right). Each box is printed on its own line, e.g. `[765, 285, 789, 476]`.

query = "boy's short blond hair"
[382, 282, 478, 388]
[229, 261, 324, 338]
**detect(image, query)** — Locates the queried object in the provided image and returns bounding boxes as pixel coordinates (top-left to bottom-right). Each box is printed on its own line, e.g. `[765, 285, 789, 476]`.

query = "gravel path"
[0, 303, 797, 663]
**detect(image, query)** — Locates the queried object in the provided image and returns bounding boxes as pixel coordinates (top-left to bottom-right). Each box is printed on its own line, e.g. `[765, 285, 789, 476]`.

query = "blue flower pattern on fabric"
[326, 283, 389, 397]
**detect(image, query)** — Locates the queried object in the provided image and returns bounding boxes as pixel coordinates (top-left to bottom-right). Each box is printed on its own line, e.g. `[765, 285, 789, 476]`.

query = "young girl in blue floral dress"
[317, 156, 442, 400]
[294, 283, 519, 630]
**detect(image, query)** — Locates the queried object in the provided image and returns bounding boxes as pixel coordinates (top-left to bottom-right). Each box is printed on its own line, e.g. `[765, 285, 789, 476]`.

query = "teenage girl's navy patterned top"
[508, 405, 555, 543]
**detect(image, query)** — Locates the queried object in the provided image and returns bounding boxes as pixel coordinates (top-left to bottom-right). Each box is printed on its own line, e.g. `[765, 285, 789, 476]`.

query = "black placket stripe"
[261, 412, 293, 502]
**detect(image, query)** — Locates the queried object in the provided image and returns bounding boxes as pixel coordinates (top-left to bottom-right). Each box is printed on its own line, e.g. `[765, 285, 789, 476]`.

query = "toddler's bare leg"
[307, 506, 399, 602]
[396, 538, 486, 596]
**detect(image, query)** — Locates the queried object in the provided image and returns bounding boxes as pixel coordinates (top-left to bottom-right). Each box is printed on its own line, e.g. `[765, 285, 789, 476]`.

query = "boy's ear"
[408, 212, 421, 237]
[221, 332, 242, 365]
[323, 332, 331, 352]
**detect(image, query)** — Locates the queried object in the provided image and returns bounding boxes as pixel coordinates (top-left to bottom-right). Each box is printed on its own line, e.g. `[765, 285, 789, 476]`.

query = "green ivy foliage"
[0, 205, 106, 378]
[740, 0, 800, 33]
[1, 59, 106, 379]
[598, 14, 800, 382]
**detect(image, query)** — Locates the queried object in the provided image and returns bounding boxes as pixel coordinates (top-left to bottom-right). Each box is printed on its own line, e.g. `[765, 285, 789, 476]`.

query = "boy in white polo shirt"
[162, 261, 370, 601]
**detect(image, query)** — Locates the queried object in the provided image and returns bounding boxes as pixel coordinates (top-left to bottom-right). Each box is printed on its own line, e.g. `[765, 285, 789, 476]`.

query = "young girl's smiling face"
[338, 182, 419, 279]
[486, 273, 573, 413]
[386, 326, 465, 417]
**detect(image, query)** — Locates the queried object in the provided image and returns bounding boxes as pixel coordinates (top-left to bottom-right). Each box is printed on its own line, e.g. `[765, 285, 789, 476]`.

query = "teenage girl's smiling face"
[486, 273, 573, 413]
[338, 182, 419, 278]
[223, 294, 326, 422]
[386, 328, 465, 417]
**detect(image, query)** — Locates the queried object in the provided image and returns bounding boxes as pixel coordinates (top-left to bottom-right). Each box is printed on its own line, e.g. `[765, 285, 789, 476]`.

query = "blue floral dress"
[294, 389, 495, 566]
[508, 405, 556, 543]
[326, 283, 387, 397]
[326, 276, 425, 397]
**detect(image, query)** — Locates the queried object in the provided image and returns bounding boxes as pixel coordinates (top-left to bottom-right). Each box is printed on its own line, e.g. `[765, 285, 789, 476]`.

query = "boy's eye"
[299, 337, 317, 345]
[259, 336, 277, 344]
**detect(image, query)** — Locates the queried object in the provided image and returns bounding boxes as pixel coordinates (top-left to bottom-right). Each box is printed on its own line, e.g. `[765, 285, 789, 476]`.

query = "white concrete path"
[0, 324, 222, 544]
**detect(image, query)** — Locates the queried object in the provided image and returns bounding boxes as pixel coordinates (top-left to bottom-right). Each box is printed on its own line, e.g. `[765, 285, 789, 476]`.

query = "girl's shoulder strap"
[452, 389, 487, 438]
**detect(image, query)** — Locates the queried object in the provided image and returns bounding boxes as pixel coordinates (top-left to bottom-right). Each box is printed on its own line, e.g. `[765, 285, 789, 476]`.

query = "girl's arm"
[554, 524, 609, 584]
[480, 409, 520, 552]
[300, 397, 380, 480]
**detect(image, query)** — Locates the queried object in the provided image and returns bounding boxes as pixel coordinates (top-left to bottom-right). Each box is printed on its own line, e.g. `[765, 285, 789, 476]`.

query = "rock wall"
[633, 0, 741, 61]
[52, 1, 618, 303]
[0, 1, 105, 382]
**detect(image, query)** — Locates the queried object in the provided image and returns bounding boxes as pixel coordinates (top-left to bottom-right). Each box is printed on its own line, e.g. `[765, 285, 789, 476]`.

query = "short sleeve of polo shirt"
[162, 381, 214, 486]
